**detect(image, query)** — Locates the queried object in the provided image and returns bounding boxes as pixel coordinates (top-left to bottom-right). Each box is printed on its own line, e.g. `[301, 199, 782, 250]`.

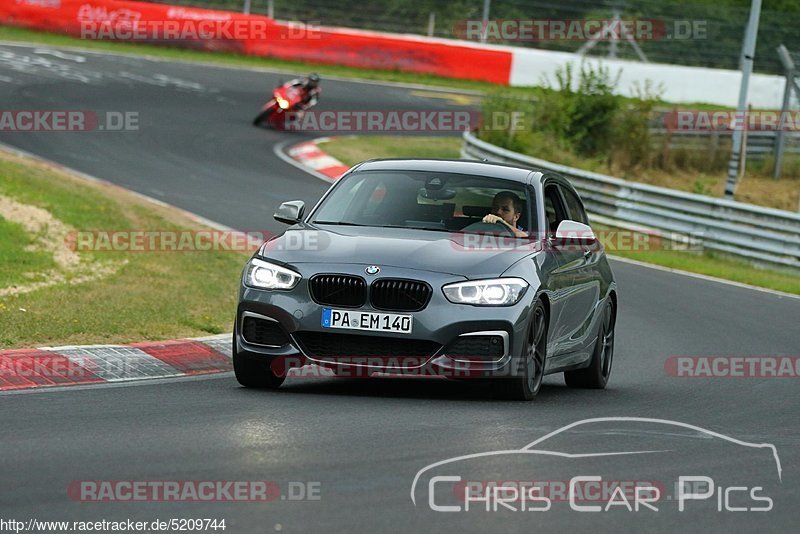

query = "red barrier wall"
[0, 0, 257, 53]
[0, 0, 512, 84]
[246, 27, 512, 84]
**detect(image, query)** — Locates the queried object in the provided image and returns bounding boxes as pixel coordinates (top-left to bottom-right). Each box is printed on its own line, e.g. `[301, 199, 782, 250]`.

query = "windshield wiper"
[314, 222, 455, 233]
[312, 221, 369, 227]
[381, 225, 451, 233]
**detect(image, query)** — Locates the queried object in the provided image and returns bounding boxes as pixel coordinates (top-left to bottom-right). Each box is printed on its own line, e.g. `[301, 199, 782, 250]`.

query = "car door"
[559, 183, 603, 353]
[541, 181, 588, 363]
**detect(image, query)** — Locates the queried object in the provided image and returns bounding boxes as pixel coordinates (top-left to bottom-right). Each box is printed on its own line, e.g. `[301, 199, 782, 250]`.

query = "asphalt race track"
[1, 42, 799, 532]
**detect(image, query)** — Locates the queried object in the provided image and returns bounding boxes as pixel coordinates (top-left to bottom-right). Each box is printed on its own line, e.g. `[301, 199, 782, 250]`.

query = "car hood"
[259, 224, 540, 278]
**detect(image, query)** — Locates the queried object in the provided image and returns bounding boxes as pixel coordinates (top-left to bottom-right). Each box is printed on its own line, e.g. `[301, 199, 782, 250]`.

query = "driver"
[482, 191, 527, 237]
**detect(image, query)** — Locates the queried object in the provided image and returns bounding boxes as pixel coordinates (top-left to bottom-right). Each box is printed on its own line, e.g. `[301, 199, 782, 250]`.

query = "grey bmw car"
[234, 159, 617, 400]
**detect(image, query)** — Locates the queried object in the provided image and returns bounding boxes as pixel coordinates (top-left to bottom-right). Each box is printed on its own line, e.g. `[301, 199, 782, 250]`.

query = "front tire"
[495, 300, 547, 401]
[252, 108, 272, 127]
[232, 325, 286, 389]
[564, 299, 615, 389]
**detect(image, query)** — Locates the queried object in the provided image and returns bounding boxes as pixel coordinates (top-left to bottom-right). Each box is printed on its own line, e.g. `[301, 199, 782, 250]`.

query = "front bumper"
[236, 263, 536, 378]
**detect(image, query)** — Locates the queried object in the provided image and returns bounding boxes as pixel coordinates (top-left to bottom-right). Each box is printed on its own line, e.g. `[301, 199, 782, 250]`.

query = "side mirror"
[553, 220, 597, 243]
[274, 200, 305, 225]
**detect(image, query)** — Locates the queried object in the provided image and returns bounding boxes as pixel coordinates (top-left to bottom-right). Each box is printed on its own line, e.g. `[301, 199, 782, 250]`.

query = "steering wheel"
[460, 221, 516, 237]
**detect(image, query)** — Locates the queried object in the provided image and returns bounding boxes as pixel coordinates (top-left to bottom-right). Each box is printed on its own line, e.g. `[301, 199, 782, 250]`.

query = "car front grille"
[293, 331, 441, 366]
[242, 315, 290, 346]
[445, 335, 505, 361]
[309, 274, 367, 307]
[370, 279, 432, 312]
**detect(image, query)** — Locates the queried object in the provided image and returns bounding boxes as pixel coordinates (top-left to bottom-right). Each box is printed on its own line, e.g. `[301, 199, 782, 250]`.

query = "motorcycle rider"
[285, 73, 321, 110]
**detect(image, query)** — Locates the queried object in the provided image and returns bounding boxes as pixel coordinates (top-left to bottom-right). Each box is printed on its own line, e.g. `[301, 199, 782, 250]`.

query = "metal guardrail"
[461, 130, 800, 271]
[650, 129, 800, 158]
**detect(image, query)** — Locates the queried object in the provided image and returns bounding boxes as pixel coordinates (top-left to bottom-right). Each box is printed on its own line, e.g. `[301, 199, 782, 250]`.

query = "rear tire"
[494, 300, 547, 401]
[564, 300, 615, 389]
[232, 324, 286, 389]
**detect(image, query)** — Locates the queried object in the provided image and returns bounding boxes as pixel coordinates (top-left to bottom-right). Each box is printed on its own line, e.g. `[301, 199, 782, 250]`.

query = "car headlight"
[244, 258, 301, 290]
[442, 278, 528, 306]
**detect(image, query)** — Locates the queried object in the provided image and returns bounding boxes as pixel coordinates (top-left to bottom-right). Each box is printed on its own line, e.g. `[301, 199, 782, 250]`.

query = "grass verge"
[318, 135, 800, 295]
[320, 135, 461, 163]
[0, 217, 56, 289]
[0, 150, 247, 349]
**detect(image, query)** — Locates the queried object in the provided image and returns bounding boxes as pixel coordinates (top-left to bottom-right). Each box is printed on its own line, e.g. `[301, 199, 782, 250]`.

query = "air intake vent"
[446, 335, 505, 361]
[370, 279, 431, 312]
[309, 274, 367, 307]
[242, 316, 290, 347]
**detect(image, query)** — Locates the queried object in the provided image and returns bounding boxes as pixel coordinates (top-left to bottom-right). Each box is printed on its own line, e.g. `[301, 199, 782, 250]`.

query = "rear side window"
[560, 186, 589, 225]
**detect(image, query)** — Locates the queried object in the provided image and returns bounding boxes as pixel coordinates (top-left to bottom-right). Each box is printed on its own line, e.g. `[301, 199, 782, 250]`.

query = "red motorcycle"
[252, 84, 307, 130]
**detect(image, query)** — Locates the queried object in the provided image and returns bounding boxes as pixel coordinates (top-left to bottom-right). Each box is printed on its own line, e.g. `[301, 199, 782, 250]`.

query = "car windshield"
[310, 170, 535, 235]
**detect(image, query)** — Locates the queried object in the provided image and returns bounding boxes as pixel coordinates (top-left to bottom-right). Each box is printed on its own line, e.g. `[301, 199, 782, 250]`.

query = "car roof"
[352, 158, 539, 185]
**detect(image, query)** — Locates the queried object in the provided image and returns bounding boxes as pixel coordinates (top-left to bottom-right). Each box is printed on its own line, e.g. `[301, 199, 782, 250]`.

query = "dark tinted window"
[543, 184, 568, 233]
[561, 186, 589, 225]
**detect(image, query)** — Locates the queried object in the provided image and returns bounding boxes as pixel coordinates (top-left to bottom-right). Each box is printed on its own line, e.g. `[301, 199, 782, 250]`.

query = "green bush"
[478, 91, 536, 154]
[480, 63, 622, 160]
[610, 81, 661, 173]
[535, 63, 621, 157]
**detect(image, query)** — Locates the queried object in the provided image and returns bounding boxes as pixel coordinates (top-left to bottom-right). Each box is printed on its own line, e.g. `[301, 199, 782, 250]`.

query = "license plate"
[321, 308, 413, 334]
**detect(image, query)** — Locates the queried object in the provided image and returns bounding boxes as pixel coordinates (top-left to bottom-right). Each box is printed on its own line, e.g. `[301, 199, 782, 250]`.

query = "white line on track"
[0, 40, 484, 96]
[608, 255, 800, 300]
[32, 47, 86, 62]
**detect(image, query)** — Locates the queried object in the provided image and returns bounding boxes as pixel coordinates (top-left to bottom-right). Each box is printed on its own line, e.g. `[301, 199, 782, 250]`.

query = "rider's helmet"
[307, 73, 320, 89]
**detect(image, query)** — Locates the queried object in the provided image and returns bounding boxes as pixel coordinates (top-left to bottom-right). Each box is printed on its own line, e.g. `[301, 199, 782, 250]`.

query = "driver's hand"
[482, 214, 502, 224]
